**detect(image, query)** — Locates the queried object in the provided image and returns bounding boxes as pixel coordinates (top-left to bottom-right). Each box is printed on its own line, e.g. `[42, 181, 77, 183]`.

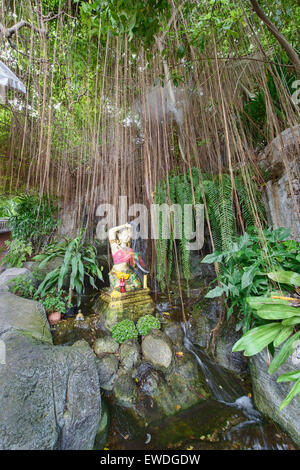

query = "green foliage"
[34, 230, 103, 306]
[40, 289, 67, 314]
[10, 275, 66, 314]
[202, 227, 300, 332]
[242, 60, 299, 147]
[2, 239, 33, 268]
[0, 196, 18, 218]
[137, 315, 161, 336]
[76, 0, 171, 46]
[233, 269, 300, 410]
[10, 275, 36, 299]
[8, 193, 59, 249]
[155, 168, 266, 291]
[111, 319, 138, 344]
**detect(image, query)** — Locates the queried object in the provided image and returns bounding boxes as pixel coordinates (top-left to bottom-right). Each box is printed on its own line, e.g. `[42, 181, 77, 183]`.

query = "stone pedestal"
[94, 288, 155, 330]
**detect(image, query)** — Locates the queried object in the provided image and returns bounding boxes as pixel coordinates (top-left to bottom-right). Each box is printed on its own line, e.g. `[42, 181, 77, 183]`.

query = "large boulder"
[0, 292, 102, 450]
[189, 296, 247, 376]
[0, 292, 52, 343]
[0, 268, 32, 293]
[259, 125, 300, 241]
[250, 348, 300, 448]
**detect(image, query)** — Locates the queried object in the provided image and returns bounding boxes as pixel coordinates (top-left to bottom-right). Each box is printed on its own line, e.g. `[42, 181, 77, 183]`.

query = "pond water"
[52, 291, 296, 451]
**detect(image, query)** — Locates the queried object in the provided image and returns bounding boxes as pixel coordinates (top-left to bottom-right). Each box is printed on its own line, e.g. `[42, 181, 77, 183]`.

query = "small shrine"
[94, 223, 155, 329]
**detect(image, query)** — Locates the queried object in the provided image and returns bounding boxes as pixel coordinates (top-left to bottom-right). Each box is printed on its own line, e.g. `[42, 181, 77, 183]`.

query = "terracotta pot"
[48, 311, 61, 325]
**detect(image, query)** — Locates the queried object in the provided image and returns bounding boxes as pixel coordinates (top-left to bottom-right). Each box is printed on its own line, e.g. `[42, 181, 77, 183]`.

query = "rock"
[113, 372, 137, 408]
[163, 321, 184, 347]
[95, 354, 119, 389]
[94, 335, 119, 355]
[93, 400, 110, 450]
[0, 331, 101, 450]
[52, 314, 104, 346]
[0, 268, 32, 293]
[250, 348, 300, 448]
[259, 125, 300, 241]
[119, 339, 140, 371]
[0, 289, 101, 449]
[189, 297, 247, 376]
[142, 329, 173, 372]
[215, 316, 248, 376]
[0, 292, 52, 343]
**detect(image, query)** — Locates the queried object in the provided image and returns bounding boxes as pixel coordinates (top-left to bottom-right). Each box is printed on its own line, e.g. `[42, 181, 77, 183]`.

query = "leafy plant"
[1, 239, 33, 268]
[111, 320, 138, 344]
[8, 193, 59, 249]
[202, 227, 300, 332]
[233, 270, 300, 410]
[9, 275, 36, 298]
[155, 167, 266, 291]
[34, 230, 103, 306]
[137, 315, 161, 336]
[40, 289, 66, 314]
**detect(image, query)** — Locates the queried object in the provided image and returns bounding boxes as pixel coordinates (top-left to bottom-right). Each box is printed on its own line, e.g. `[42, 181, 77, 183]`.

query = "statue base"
[94, 288, 155, 330]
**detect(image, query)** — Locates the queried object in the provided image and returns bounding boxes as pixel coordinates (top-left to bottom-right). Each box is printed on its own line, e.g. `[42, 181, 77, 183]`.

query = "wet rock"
[163, 321, 184, 347]
[0, 268, 32, 293]
[142, 329, 173, 372]
[189, 297, 247, 376]
[250, 348, 300, 448]
[95, 354, 119, 389]
[119, 339, 140, 371]
[139, 369, 165, 396]
[0, 331, 101, 450]
[93, 400, 110, 450]
[0, 290, 101, 450]
[94, 335, 119, 355]
[113, 372, 137, 408]
[0, 292, 51, 343]
[52, 314, 104, 346]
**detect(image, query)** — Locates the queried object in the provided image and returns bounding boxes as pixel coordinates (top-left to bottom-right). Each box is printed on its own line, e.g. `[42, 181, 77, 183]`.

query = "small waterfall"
[181, 322, 291, 449]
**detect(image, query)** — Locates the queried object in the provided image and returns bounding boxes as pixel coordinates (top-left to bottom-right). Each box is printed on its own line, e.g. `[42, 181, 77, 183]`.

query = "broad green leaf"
[268, 331, 300, 374]
[282, 316, 300, 326]
[232, 323, 282, 356]
[241, 264, 258, 289]
[201, 252, 225, 264]
[256, 304, 300, 320]
[267, 271, 300, 287]
[279, 378, 300, 410]
[246, 296, 289, 310]
[273, 326, 294, 347]
[205, 286, 225, 298]
[277, 370, 300, 383]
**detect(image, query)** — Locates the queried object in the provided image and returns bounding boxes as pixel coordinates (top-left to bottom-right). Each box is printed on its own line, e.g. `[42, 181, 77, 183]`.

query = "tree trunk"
[250, 0, 300, 74]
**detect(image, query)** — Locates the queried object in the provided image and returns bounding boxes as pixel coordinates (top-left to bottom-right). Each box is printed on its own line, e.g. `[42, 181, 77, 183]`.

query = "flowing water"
[105, 323, 295, 450]
[54, 293, 296, 450]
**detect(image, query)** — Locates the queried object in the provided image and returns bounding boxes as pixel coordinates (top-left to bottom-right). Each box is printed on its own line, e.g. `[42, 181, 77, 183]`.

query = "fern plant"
[155, 167, 266, 291]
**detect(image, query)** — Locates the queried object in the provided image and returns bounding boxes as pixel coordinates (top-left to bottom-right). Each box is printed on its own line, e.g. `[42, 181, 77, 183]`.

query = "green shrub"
[2, 239, 33, 268]
[34, 230, 103, 306]
[137, 315, 160, 336]
[8, 193, 59, 249]
[111, 320, 138, 344]
[233, 270, 300, 411]
[40, 289, 66, 314]
[10, 275, 36, 299]
[202, 227, 300, 333]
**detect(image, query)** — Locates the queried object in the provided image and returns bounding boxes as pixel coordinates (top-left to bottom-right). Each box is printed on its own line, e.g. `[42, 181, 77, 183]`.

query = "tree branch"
[0, 20, 48, 40]
[249, 0, 300, 74]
